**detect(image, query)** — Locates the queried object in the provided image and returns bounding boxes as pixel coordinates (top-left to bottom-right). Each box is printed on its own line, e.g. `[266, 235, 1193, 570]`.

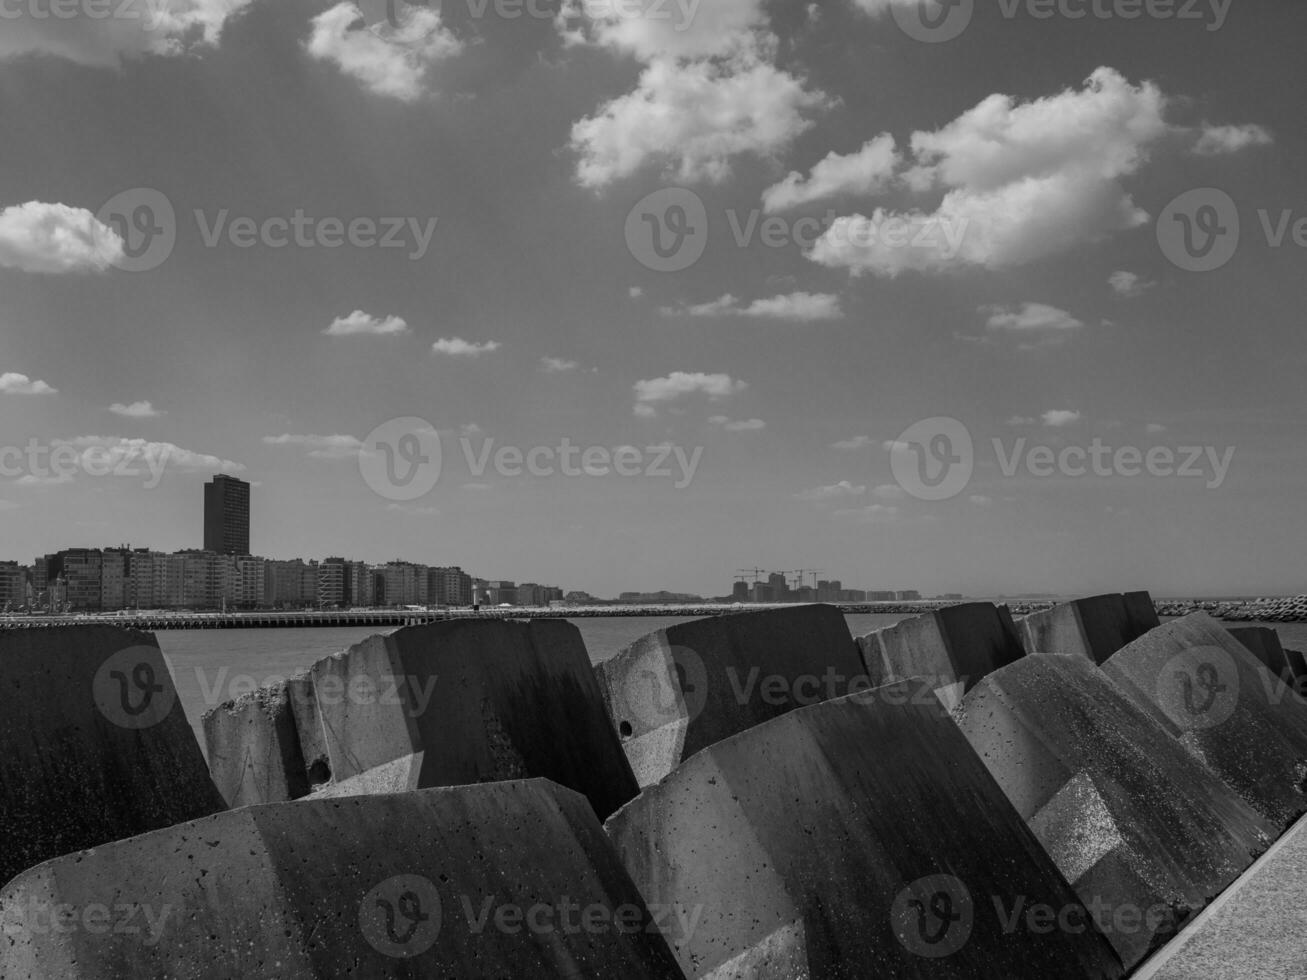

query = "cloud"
[0, 0, 255, 67]
[1006, 416, 1036, 426]
[556, 0, 768, 60]
[969, 495, 993, 506]
[431, 337, 502, 357]
[305, 2, 461, 102]
[109, 401, 162, 418]
[808, 68, 1171, 276]
[0, 201, 123, 274]
[1192, 123, 1273, 157]
[262, 433, 365, 460]
[324, 310, 410, 336]
[629, 286, 644, 299]
[871, 484, 905, 499]
[666, 291, 843, 321]
[762, 134, 900, 212]
[633, 371, 747, 417]
[1042, 410, 1082, 427]
[1146, 422, 1167, 434]
[833, 503, 900, 524]
[540, 356, 580, 373]
[1108, 270, 1155, 298]
[983, 302, 1084, 332]
[831, 435, 874, 450]
[797, 480, 866, 501]
[0, 373, 57, 396]
[709, 416, 766, 432]
[57, 436, 244, 475]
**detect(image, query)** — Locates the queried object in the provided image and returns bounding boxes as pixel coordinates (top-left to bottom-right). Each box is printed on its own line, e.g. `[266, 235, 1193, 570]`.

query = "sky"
[0, 0, 1304, 598]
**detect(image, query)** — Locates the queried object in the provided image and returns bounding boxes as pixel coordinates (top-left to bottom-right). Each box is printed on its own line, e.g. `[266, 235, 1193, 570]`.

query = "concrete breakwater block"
[0, 626, 225, 891]
[606, 682, 1124, 979]
[857, 602, 1025, 708]
[1019, 592, 1161, 664]
[955, 653, 1274, 970]
[594, 604, 865, 788]
[1103, 613, 1307, 829]
[1227, 627, 1307, 691]
[204, 682, 311, 808]
[0, 779, 687, 979]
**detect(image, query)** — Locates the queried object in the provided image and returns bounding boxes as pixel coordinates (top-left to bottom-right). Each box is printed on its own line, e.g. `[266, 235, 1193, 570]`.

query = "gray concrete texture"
[1019, 592, 1161, 665]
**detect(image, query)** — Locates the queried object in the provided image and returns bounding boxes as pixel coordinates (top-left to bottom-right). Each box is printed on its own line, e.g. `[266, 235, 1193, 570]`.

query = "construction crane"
[786, 569, 825, 591]
[735, 568, 769, 584]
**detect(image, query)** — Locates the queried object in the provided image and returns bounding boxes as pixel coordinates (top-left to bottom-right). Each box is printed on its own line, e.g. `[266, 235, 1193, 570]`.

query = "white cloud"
[0, 373, 57, 396]
[263, 433, 365, 460]
[633, 371, 747, 416]
[0, 0, 255, 67]
[809, 68, 1170, 276]
[797, 480, 866, 501]
[709, 416, 766, 432]
[305, 2, 461, 102]
[629, 286, 644, 299]
[831, 435, 874, 450]
[1192, 123, 1273, 157]
[1146, 422, 1167, 434]
[1006, 416, 1036, 427]
[983, 302, 1084, 332]
[556, 0, 768, 60]
[1042, 410, 1082, 428]
[0, 202, 123, 274]
[109, 401, 162, 418]
[762, 134, 899, 212]
[540, 356, 580, 373]
[59, 436, 243, 474]
[324, 310, 410, 336]
[431, 338, 502, 357]
[666, 291, 843, 321]
[1108, 270, 1155, 298]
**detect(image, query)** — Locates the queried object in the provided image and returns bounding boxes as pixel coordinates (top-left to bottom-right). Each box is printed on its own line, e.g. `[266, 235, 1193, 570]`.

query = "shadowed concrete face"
[204, 682, 310, 808]
[605, 682, 1124, 980]
[1103, 613, 1307, 829]
[955, 653, 1275, 970]
[1020, 593, 1161, 665]
[0, 780, 687, 979]
[595, 604, 866, 787]
[1227, 627, 1306, 690]
[857, 602, 1026, 708]
[0, 626, 225, 891]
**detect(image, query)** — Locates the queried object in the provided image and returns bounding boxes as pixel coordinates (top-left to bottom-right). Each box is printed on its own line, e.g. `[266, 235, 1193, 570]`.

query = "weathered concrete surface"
[0, 779, 687, 979]
[1133, 813, 1307, 980]
[956, 653, 1275, 970]
[1227, 626, 1306, 691]
[1103, 612, 1307, 829]
[1019, 592, 1160, 665]
[0, 627, 225, 891]
[858, 602, 1025, 708]
[310, 619, 639, 820]
[606, 682, 1124, 979]
[595, 604, 865, 788]
[203, 682, 310, 808]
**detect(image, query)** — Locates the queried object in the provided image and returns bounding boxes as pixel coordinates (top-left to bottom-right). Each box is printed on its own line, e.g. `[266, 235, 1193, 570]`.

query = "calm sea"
[159, 614, 1307, 754]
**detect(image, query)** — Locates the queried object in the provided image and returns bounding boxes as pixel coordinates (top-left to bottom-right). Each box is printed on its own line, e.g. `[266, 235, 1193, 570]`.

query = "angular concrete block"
[1019, 592, 1160, 664]
[595, 604, 866, 788]
[606, 682, 1124, 979]
[203, 682, 310, 808]
[1103, 613, 1307, 829]
[0, 627, 225, 891]
[1227, 627, 1304, 689]
[858, 602, 1025, 707]
[956, 653, 1274, 970]
[310, 619, 639, 820]
[0, 780, 686, 979]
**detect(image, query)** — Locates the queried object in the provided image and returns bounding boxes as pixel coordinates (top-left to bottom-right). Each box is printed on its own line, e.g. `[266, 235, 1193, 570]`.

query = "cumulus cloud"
[1109, 270, 1155, 298]
[109, 401, 162, 418]
[556, 0, 768, 60]
[58, 436, 244, 474]
[831, 435, 874, 450]
[324, 310, 410, 336]
[431, 337, 501, 357]
[709, 416, 766, 432]
[762, 134, 899, 212]
[796, 480, 866, 501]
[305, 2, 461, 102]
[0, 202, 123, 274]
[1192, 123, 1273, 157]
[0, 0, 255, 67]
[262, 433, 365, 460]
[1042, 410, 1082, 427]
[0, 373, 57, 396]
[665, 291, 843, 321]
[983, 302, 1084, 333]
[540, 356, 580, 373]
[633, 371, 746, 417]
[808, 68, 1172, 276]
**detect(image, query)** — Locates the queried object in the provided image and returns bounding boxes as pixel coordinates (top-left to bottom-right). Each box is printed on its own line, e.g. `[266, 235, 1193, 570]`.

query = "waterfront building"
[203, 474, 251, 556]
